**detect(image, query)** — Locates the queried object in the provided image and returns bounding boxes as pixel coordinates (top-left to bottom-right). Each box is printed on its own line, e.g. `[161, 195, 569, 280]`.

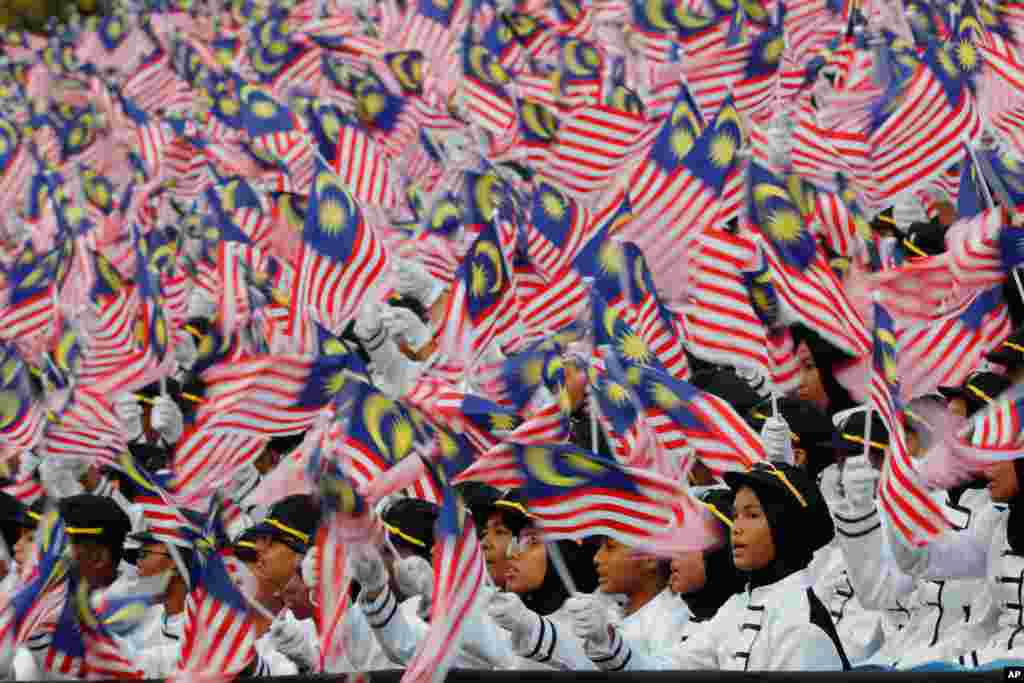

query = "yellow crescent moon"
[390, 53, 421, 91]
[251, 44, 278, 74]
[56, 330, 79, 371]
[364, 393, 396, 461]
[97, 254, 124, 292]
[559, 0, 581, 21]
[474, 173, 501, 221]
[633, 255, 646, 294]
[475, 240, 505, 294]
[786, 175, 812, 216]
[603, 304, 619, 339]
[739, 0, 768, 22]
[645, 0, 677, 32]
[259, 20, 277, 50]
[671, 100, 702, 136]
[521, 101, 557, 141]
[675, 8, 713, 30]
[1, 358, 19, 386]
[753, 183, 792, 206]
[432, 199, 462, 229]
[563, 40, 590, 77]
[715, 103, 743, 134]
[877, 329, 897, 347]
[468, 45, 493, 82]
[524, 447, 587, 487]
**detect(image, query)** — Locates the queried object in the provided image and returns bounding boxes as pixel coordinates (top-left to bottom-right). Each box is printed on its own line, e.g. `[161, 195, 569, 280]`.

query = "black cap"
[492, 488, 532, 536]
[939, 371, 1012, 417]
[58, 494, 131, 561]
[987, 326, 1024, 371]
[870, 207, 896, 234]
[690, 368, 763, 415]
[456, 482, 503, 531]
[246, 494, 321, 554]
[698, 487, 736, 529]
[723, 461, 835, 559]
[231, 527, 262, 564]
[0, 491, 28, 551]
[834, 409, 889, 462]
[902, 218, 947, 257]
[383, 498, 439, 559]
[748, 397, 839, 480]
[266, 433, 305, 456]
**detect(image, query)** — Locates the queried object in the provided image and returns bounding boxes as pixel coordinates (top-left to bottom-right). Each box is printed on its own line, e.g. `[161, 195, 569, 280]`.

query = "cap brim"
[937, 385, 963, 399]
[722, 469, 789, 497]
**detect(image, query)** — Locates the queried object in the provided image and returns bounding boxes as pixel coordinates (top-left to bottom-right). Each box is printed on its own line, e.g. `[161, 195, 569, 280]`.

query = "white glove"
[394, 555, 434, 619]
[301, 546, 319, 590]
[269, 615, 319, 673]
[734, 366, 771, 399]
[186, 288, 217, 320]
[151, 396, 184, 444]
[394, 259, 445, 309]
[381, 306, 431, 351]
[487, 591, 536, 639]
[352, 547, 388, 597]
[841, 455, 880, 507]
[354, 302, 386, 347]
[760, 416, 795, 465]
[173, 332, 198, 371]
[565, 594, 613, 649]
[114, 393, 144, 442]
[39, 457, 88, 499]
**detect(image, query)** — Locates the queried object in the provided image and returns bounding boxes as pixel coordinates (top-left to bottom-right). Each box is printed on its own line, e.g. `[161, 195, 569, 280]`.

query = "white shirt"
[615, 588, 692, 659]
[594, 569, 847, 671]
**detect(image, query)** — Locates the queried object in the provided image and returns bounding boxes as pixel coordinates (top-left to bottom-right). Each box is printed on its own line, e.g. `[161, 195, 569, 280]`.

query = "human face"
[983, 460, 1021, 503]
[482, 512, 514, 586]
[949, 397, 968, 419]
[731, 486, 776, 572]
[669, 552, 706, 595]
[70, 540, 117, 588]
[136, 543, 177, 579]
[594, 537, 647, 596]
[253, 535, 302, 595]
[796, 343, 828, 412]
[504, 527, 547, 594]
[14, 526, 34, 568]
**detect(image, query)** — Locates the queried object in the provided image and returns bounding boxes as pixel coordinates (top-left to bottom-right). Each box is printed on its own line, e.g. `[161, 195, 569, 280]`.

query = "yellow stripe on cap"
[265, 518, 310, 545]
[494, 500, 532, 517]
[764, 464, 808, 508]
[966, 383, 995, 405]
[66, 526, 104, 536]
[902, 239, 929, 258]
[1003, 341, 1024, 354]
[383, 522, 426, 548]
[27, 511, 40, 521]
[876, 213, 897, 226]
[184, 324, 203, 340]
[841, 433, 889, 451]
[235, 540, 257, 550]
[703, 502, 733, 528]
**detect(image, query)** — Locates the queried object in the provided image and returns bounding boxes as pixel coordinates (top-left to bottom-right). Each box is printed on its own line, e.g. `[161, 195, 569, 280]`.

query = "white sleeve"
[336, 603, 379, 672]
[359, 585, 426, 665]
[596, 614, 720, 671]
[883, 504, 998, 581]
[510, 612, 597, 670]
[832, 499, 917, 609]
[765, 624, 845, 671]
[456, 607, 521, 669]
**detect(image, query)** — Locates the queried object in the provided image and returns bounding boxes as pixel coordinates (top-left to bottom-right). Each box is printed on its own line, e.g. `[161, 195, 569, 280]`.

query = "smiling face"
[731, 486, 776, 572]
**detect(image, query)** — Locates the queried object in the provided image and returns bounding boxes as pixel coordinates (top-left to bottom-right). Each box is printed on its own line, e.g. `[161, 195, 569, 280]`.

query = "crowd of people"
[2, 0, 1024, 677]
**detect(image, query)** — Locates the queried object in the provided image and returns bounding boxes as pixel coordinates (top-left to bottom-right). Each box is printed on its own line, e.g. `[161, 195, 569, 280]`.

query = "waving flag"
[0, 343, 47, 452]
[289, 161, 389, 341]
[871, 300, 950, 546]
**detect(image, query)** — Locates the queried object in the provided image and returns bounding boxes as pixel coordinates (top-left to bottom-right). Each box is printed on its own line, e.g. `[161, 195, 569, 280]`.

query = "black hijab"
[518, 537, 600, 616]
[1007, 460, 1024, 555]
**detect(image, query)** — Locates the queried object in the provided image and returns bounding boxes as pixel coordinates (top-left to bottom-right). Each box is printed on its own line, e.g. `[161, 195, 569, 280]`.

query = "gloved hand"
[841, 455, 880, 508]
[39, 457, 88, 499]
[760, 415, 795, 465]
[734, 366, 771, 399]
[393, 259, 445, 309]
[566, 594, 613, 649]
[174, 332, 198, 372]
[352, 547, 388, 599]
[151, 396, 184, 444]
[381, 306, 431, 352]
[114, 393, 144, 442]
[269, 615, 319, 673]
[487, 591, 537, 639]
[301, 546, 319, 591]
[394, 555, 434, 620]
[186, 288, 217, 320]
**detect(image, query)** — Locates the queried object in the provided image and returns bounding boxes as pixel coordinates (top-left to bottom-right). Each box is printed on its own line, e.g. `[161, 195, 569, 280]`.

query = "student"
[585, 462, 850, 671]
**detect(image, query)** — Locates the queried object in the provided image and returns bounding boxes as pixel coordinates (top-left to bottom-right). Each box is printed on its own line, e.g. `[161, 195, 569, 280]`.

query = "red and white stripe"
[333, 125, 402, 210]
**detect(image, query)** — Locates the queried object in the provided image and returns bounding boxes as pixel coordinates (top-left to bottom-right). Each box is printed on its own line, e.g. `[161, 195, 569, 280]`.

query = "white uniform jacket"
[580, 588, 691, 670]
[587, 569, 848, 671]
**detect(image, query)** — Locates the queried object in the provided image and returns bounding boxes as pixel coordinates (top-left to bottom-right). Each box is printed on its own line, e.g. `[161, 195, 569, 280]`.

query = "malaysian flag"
[0, 343, 47, 452]
[870, 300, 950, 546]
[460, 41, 517, 136]
[288, 160, 389, 342]
[402, 482, 485, 683]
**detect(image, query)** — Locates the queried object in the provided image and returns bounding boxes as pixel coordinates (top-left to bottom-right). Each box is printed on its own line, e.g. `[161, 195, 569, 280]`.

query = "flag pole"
[544, 540, 578, 596]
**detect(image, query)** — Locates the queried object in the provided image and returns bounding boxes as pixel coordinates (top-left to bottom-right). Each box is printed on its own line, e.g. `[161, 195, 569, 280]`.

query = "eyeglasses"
[505, 531, 543, 559]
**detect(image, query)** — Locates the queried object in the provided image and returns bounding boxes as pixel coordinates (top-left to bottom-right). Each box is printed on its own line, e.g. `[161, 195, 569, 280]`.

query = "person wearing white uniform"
[561, 531, 692, 669]
[881, 458, 1024, 668]
[354, 497, 522, 669]
[583, 462, 850, 671]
